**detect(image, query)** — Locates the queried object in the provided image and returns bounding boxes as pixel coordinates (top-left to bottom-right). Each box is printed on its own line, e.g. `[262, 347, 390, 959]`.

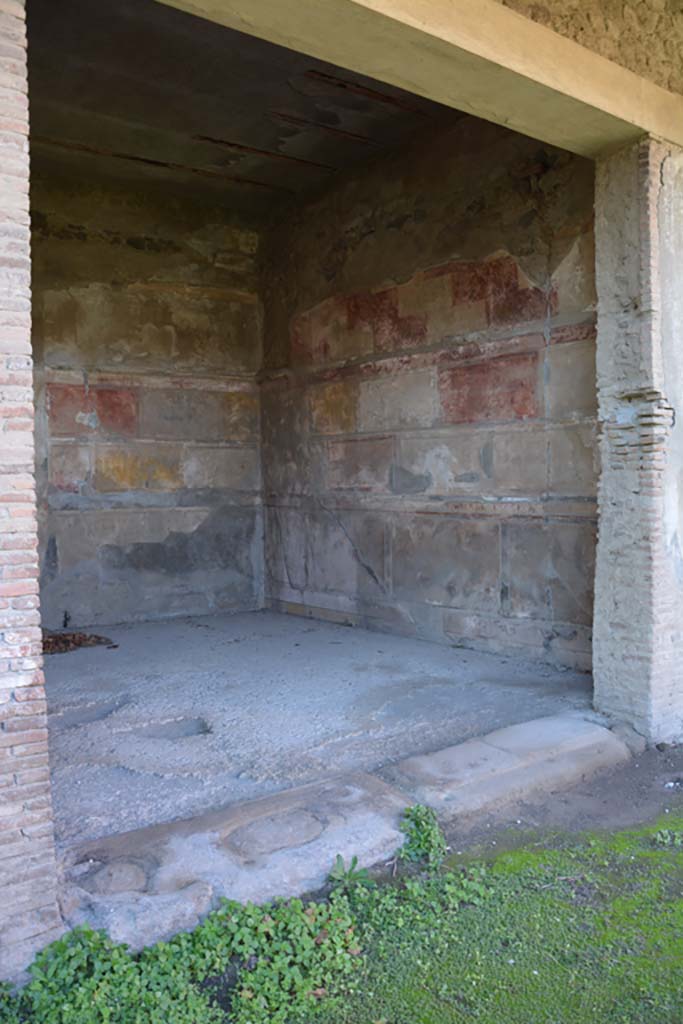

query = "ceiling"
[27, 0, 461, 222]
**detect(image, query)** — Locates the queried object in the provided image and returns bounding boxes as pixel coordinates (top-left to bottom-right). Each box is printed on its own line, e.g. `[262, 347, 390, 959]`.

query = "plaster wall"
[500, 0, 683, 97]
[261, 118, 599, 669]
[31, 173, 263, 628]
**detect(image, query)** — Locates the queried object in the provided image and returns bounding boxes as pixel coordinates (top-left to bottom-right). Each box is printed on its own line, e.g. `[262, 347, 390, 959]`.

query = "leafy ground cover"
[3, 812, 683, 1023]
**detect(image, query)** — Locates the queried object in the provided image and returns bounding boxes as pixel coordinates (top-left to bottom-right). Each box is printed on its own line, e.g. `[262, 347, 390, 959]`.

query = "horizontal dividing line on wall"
[47, 496, 264, 515]
[265, 594, 592, 639]
[259, 314, 597, 388]
[265, 593, 590, 627]
[125, 281, 259, 303]
[37, 368, 260, 392]
[265, 596, 592, 642]
[46, 439, 260, 449]
[263, 496, 598, 522]
[47, 496, 263, 513]
[302, 417, 598, 441]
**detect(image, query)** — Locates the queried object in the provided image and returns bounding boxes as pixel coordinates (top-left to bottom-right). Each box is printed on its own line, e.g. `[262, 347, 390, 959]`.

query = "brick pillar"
[593, 136, 683, 743]
[0, 0, 62, 981]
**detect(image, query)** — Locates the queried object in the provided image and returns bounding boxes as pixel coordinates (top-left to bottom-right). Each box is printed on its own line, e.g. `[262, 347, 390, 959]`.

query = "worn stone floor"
[45, 611, 592, 848]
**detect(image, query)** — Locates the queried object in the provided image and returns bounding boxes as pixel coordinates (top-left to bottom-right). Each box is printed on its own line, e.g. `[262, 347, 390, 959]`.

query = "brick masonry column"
[0, 0, 62, 981]
[594, 136, 683, 742]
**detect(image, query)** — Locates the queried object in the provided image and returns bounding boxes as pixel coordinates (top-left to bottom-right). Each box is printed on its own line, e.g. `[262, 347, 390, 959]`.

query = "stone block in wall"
[308, 508, 386, 596]
[40, 505, 262, 628]
[309, 379, 359, 435]
[488, 261, 551, 327]
[396, 271, 459, 345]
[358, 369, 438, 432]
[325, 436, 393, 491]
[37, 283, 261, 376]
[392, 515, 500, 610]
[544, 336, 597, 420]
[93, 444, 182, 492]
[43, 506, 206, 576]
[501, 520, 595, 626]
[393, 431, 491, 496]
[139, 388, 258, 442]
[547, 424, 597, 497]
[265, 507, 308, 593]
[292, 288, 428, 366]
[490, 427, 547, 495]
[261, 382, 314, 495]
[443, 608, 592, 669]
[266, 506, 387, 599]
[47, 383, 138, 438]
[182, 445, 260, 492]
[346, 288, 425, 354]
[48, 442, 91, 492]
[439, 351, 540, 424]
[447, 254, 550, 329]
[293, 296, 374, 365]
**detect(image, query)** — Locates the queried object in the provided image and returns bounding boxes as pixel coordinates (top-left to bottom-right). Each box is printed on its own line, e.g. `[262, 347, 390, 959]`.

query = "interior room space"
[28, 0, 598, 854]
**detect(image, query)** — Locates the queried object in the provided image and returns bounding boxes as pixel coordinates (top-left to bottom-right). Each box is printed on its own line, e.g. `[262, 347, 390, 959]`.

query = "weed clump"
[398, 804, 447, 869]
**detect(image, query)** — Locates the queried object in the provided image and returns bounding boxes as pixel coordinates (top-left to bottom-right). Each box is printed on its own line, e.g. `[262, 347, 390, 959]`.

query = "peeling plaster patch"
[389, 464, 431, 494]
[100, 508, 256, 577]
[75, 410, 99, 430]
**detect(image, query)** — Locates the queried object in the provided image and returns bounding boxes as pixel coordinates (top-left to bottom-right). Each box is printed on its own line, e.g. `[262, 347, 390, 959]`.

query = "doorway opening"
[28, 0, 598, 927]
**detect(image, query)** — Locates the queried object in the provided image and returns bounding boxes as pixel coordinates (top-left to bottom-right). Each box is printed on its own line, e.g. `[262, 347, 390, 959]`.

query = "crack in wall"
[315, 498, 387, 594]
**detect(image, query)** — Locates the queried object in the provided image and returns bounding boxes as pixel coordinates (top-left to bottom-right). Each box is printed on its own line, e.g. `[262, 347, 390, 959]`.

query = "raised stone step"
[384, 714, 631, 818]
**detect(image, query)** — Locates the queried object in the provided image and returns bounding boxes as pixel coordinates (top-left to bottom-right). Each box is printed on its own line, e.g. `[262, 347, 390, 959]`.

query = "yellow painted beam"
[155, 0, 683, 157]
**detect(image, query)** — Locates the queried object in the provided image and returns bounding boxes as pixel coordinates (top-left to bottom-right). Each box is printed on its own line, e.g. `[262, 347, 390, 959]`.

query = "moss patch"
[318, 816, 683, 1024]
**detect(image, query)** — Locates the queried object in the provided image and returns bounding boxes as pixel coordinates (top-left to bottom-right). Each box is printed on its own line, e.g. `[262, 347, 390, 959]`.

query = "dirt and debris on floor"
[43, 630, 116, 655]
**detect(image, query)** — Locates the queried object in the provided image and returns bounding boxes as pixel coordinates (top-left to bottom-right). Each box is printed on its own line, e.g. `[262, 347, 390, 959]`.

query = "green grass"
[317, 818, 683, 1024]
[3, 818, 683, 1023]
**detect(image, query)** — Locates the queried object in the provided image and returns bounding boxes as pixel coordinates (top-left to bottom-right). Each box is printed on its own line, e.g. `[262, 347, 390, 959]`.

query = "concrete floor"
[45, 611, 592, 847]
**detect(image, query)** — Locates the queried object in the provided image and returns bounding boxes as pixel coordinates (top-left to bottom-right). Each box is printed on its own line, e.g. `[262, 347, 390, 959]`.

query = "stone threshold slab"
[60, 773, 409, 949]
[383, 713, 632, 818]
[58, 714, 630, 949]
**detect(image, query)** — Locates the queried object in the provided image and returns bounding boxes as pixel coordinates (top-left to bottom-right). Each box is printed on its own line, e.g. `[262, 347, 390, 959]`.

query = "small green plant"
[197, 896, 361, 1023]
[653, 828, 683, 847]
[183, 895, 362, 1024]
[0, 898, 363, 1024]
[398, 804, 447, 870]
[8, 926, 220, 1024]
[0, 983, 22, 1024]
[328, 854, 376, 895]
